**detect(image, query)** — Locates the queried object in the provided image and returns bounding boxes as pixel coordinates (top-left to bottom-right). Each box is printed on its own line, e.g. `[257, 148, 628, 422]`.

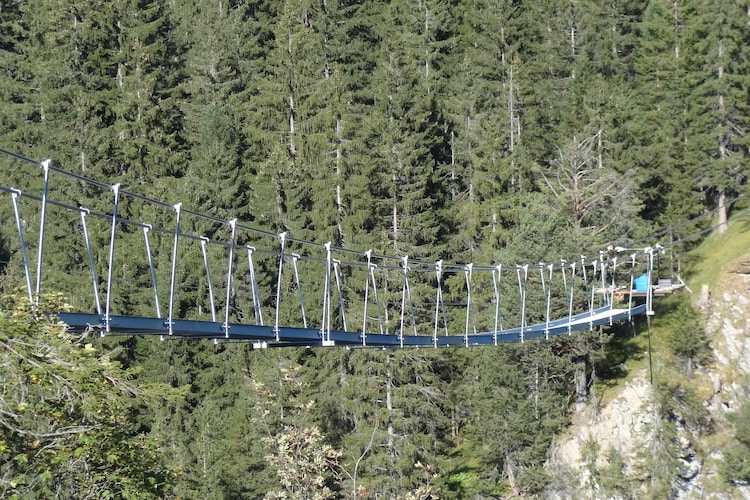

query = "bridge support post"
[433, 260, 447, 348]
[609, 256, 618, 319]
[545, 264, 553, 340]
[35, 160, 51, 303]
[361, 251, 371, 346]
[464, 263, 475, 347]
[274, 232, 287, 342]
[104, 183, 121, 333]
[628, 253, 636, 321]
[518, 265, 528, 343]
[599, 251, 608, 308]
[646, 247, 655, 316]
[321, 242, 332, 344]
[492, 264, 503, 346]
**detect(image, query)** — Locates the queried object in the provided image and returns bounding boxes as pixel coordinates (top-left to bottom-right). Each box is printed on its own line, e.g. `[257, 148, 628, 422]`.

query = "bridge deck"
[58, 304, 647, 348]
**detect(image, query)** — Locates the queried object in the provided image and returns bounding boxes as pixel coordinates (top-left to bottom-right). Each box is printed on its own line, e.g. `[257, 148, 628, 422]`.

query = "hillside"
[550, 214, 750, 498]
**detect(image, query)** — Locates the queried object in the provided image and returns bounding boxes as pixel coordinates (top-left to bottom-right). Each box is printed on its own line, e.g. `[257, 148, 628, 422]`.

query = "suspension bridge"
[0, 148, 655, 348]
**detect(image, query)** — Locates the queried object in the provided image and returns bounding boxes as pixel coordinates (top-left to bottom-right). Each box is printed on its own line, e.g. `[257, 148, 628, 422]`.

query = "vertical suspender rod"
[433, 260, 442, 346]
[80, 207, 102, 315]
[545, 264, 553, 340]
[291, 254, 308, 328]
[464, 263, 475, 347]
[143, 225, 161, 318]
[321, 242, 333, 344]
[246, 247, 263, 325]
[333, 259, 347, 332]
[580, 256, 589, 317]
[589, 260, 597, 328]
[492, 264, 503, 346]
[646, 247, 655, 316]
[518, 265, 528, 343]
[568, 261, 576, 335]
[599, 251, 607, 307]
[433, 260, 448, 346]
[223, 219, 237, 338]
[274, 232, 287, 341]
[11, 190, 33, 304]
[371, 262, 384, 335]
[628, 253, 636, 320]
[399, 256, 408, 348]
[362, 250, 372, 345]
[609, 257, 618, 323]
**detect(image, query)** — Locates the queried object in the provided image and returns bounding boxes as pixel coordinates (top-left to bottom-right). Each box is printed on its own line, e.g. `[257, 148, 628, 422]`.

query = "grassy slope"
[683, 210, 750, 290]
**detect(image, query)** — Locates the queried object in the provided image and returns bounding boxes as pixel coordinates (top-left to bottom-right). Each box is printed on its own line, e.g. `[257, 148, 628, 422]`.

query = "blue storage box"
[634, 274, 649, 292]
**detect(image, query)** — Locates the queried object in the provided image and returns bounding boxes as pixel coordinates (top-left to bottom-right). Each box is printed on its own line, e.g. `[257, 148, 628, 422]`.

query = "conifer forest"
[1, 0, 749, 498]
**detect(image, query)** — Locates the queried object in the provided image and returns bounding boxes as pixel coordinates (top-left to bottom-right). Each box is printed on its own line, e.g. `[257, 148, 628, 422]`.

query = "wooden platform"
[599, 278, 685, 298]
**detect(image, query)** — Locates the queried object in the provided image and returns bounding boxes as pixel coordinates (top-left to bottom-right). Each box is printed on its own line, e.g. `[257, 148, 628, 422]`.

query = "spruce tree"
[632, 0, 699, 226]
[684, 0, 750, 232]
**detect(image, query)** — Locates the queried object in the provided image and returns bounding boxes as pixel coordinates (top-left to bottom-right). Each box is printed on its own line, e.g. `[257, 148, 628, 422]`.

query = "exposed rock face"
[706, 273, 750, 375]
[550, 256, 750, 499]
[555, 373, 654, 472]
[687, 265, 750, 498]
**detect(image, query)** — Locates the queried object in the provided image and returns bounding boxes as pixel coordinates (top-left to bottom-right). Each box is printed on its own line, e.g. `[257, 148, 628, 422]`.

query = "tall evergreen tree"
[632, 0, 699, 227]
[443, 0, 525, 260]
[364, 1, 451, 258]
[174, 0, 261, 221]
[299, 348, 450, 497]
[684, 0, 750, 232]
[106, 0, 186, 183]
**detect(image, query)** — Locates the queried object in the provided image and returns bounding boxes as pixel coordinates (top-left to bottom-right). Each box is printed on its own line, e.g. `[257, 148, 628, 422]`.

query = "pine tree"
[442, 0, 524, 260]
[175, 0, 258, 220]
[298, 348, 450, 497]
[0, 0, 32, 153]
[632, 0, 699, 227]
[84, 0, 188, 186]
[684, 0, 750, 232]
[135, 338, 279, 498]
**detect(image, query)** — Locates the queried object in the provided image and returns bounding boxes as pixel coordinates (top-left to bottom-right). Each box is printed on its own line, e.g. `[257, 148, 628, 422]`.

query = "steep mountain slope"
[548, 220, 750, 498]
